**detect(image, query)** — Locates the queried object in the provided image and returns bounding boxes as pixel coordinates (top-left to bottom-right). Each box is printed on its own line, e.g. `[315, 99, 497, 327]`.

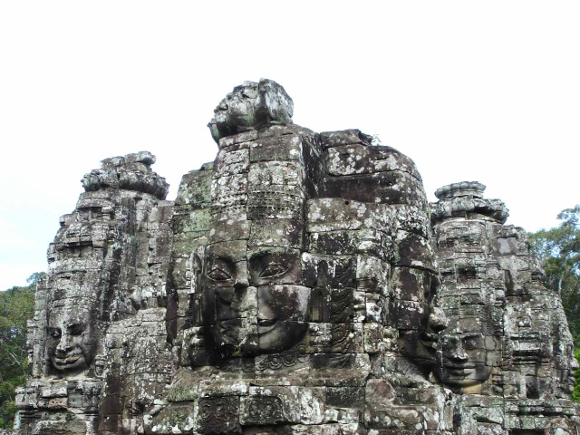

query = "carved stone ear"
[192, 249, 204, 294]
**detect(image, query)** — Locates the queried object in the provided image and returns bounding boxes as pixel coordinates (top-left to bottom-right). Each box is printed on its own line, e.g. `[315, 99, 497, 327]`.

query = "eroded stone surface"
[432, 181, 579, 433]
[13, 81, 580, 435]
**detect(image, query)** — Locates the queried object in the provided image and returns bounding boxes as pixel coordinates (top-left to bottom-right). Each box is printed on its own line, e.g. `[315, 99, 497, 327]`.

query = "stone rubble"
[13, 80, 580, 435]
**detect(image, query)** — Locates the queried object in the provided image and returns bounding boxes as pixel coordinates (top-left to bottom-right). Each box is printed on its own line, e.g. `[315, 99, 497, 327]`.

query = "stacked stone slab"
[12, 80, 580, 435]
[432, 181, 580, 434]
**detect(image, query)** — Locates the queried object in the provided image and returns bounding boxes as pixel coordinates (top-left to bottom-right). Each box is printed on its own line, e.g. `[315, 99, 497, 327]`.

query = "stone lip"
[208, 78, 294, 144]
[81, 151, 169, 199]
[431, 181, 509, 224]
[434, 181, 486, 200]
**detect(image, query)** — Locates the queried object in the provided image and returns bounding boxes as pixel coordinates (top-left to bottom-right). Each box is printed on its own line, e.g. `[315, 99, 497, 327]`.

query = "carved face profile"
[563, 355, 579, 395]
[398, 315, 449, 373]
[397, 273, 448, 374]
[208, 79, 294, 143]
[46, 304, 97, 374]
[209, 82, 259, 142]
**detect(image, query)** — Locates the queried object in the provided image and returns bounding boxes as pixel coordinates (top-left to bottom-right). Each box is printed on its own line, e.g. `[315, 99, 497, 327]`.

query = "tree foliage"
[0, 275, 39, 428]
[530, 205, 580, 343]
[530, 206, 580, 402]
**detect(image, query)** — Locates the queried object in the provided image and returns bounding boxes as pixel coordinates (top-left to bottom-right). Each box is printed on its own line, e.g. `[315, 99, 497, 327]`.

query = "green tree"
[573, 349, 580, 403]
[530, 205, 580, 343]
[26, 272, 46, 289]
[530, 206, 580, 403]
[0, 275, 38, 428]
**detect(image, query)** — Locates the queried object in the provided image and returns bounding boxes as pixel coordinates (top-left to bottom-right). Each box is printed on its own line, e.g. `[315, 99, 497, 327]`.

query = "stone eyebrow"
[461, 334, 483, 339]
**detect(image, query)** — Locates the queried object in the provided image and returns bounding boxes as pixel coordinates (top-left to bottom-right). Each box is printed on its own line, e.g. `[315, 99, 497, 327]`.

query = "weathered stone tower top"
[431, 180, 509, 224]
[208, 78, 294, 145]
[81, 150, 169, 199]
[434, 181, 486, 199]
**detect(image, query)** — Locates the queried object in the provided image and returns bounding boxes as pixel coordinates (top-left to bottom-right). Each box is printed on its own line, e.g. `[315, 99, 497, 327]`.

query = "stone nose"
[233, 267, 249, 290]
[56, 333, 71, 353]
[429, 307, 448, 333]
[450, 345, 468, 361]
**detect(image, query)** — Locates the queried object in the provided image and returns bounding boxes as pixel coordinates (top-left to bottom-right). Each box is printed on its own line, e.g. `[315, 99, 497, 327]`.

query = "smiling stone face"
[202, 243, 310, 357]
[432, 305, 501, 392]
[395, 270, 448, 374]
[435, 331, 499, 388]
[199, 82, 447, 373]
[46, 303, 97, 374]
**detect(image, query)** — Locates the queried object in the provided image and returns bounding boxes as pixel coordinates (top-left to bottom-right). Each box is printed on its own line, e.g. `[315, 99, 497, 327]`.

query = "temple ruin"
[13, 79, 580, 434]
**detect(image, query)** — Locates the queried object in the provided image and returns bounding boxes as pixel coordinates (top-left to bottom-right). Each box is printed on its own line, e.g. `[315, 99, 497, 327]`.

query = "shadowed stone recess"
[12, 81, 580, 435]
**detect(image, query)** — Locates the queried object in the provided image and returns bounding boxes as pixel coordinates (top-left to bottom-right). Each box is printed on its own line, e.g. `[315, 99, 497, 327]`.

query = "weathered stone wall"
[13, 80, 580, 435]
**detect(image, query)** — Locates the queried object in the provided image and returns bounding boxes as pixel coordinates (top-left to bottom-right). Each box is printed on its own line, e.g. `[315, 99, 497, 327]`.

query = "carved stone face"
[203, 243, 310, 358]
[398, 310, 448, 373]
[397, 273, 448, 373]
[208, 79, 294, 144]
[46, 306, 97, 373]
[208, 82, 259, 142]
[435, 332, 498, 388]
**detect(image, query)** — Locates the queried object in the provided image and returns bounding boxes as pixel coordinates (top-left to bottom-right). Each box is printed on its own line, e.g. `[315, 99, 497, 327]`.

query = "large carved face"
[434, 332, 497, 387]
[203, 233, 310, 359]
[434, 313, 500, 390]
[47, 304, 97, 373]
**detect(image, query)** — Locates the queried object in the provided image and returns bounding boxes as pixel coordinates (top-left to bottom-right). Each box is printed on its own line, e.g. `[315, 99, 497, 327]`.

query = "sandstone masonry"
[13, 80, 580, 435]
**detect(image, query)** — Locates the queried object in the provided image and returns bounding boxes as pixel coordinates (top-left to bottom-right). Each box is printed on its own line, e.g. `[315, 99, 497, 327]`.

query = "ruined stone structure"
[13, 80, 579, 434]
[431, 182, 579, 433]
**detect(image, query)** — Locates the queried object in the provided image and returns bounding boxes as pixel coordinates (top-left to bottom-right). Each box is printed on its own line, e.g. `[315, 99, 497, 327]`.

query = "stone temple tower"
[13, 80, 580, 435]
[432, 181, 579, 433]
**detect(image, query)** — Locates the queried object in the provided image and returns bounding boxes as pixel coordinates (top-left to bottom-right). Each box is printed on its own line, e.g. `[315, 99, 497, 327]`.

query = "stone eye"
[259, 263, 287, 278]
[464, 338, 478, 349]
[48, 328, 61, 339]
[69, 324, 85, 336]
[208, 267, 232, 281]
